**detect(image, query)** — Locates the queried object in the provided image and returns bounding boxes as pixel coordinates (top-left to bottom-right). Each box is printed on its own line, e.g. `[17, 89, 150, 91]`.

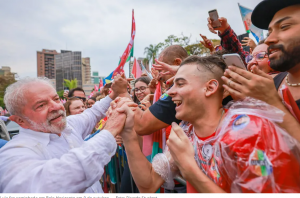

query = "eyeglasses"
[245, 52, 268, 64]
[72, 96, 86, 102]
[134, 86, 148, 93]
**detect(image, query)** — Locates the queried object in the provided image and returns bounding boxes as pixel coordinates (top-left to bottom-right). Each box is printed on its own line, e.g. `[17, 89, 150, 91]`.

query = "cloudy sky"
[0, 0, 263, 79]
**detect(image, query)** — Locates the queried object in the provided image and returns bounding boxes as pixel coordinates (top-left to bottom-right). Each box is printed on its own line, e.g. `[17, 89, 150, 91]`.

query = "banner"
[112, 10, 136, 78]
[238, 3, 264, 42]
[131, 57, 142, 78]
[103, 71, 113, 86]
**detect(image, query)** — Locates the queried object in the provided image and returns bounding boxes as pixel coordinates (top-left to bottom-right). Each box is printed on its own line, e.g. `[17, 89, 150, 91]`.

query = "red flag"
[112, 10, 136, 78]
[94, 85, 98, 92]
[88, 91, 94, 99]
[99, 79, 103, 90]
[280, 85, 300, 122]
[132, 58, 142, 78]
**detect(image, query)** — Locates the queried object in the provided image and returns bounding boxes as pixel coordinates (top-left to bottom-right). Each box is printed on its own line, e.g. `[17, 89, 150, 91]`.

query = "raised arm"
[118, 103, 165, 193]
[207, 17, 249, 65]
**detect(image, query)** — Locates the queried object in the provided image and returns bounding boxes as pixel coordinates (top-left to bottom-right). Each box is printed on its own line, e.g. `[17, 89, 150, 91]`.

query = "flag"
[280, 85, 300, 122]
[94, 85, 98, 92]
[112, 10, 136, 78]
[142, 81, 163, 160]
[126, 44, 134, 62]
[141, 81, 165, 193]
[140, 61, 153, 79]
[132, 57, 142, 78]
[99, 79, 103, 91]
[88, 91, 94, 99]
[103, 71, 113, 86]
[126, 10, 135, 63]
[238, 3, 264, 42]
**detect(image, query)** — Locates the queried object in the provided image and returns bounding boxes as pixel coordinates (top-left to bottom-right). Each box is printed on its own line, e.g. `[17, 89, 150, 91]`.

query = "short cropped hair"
[180, 55, 227, 84]
[160, 45, 189, 64]
[4, 77, 54, 116]
[68, 87, 85, 98]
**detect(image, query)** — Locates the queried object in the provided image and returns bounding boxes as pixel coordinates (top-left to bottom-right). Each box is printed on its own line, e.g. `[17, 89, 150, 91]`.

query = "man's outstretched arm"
[122, 127, 165, 192]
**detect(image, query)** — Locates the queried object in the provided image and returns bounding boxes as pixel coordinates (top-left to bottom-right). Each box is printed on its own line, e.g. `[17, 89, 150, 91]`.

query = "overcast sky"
[0, 0, 263, 79]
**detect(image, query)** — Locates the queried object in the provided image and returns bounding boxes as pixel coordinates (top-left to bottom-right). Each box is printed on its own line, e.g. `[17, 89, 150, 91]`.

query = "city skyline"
[0, 0, 263, 79]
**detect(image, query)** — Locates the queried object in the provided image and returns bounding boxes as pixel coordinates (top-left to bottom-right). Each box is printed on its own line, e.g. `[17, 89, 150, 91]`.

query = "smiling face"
[167, 64, 207, 123]
[20, 83, 67, 134]
[265, 5, 300, 72]
[247, 44, 272, 73]
[87, 99, 95, 108]
[69, 100, 86, 115]
[134, 81, 151, 102]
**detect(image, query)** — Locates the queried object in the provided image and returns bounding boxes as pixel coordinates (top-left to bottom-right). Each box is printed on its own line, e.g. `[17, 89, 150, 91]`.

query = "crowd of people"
[1, 0, 300, 194]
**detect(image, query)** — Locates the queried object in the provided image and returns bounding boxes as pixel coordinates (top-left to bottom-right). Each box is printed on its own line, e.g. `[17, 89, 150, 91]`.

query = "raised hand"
[221, 65, 280, 104]
[111, 72, 128, 99]
[167, 122, 195, 171]
[200, 34, 215, 52]
[207, 17, 229, 34]
[152, 59, 179, 77]
[241, 37, 257, 51]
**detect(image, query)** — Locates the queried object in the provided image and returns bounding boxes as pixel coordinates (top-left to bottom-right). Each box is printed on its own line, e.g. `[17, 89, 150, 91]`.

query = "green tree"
[163, 34, 191, 47]
[144, 43, 163, 65]
[0, 73, 16, 107]
[57, 90, 64, 99]
[63, 79, 78, 90]
[185, 39, 220, 55]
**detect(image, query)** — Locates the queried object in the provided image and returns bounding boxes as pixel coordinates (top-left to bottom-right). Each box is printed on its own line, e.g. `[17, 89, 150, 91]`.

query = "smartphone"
[209, 9, 221, 28]
[64, 87, 69, 94]
[237, 33, 250, 43]
[222, 54, 246, 69]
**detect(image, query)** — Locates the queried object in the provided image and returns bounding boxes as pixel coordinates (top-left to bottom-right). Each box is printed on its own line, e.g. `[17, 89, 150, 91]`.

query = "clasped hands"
[103, 97, 138, 138]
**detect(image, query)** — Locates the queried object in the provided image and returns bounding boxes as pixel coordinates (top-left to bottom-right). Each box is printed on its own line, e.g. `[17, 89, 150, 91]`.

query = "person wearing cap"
[221, 0, 300, 143]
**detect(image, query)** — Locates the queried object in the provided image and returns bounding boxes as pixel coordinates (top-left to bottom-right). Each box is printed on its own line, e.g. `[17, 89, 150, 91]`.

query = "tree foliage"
[144, 44, 163, 65]
[144, 34, 220, 61]
[185, 39, 220, 55]
[63, 78, 78, 90]
[0, 73, 16, 107]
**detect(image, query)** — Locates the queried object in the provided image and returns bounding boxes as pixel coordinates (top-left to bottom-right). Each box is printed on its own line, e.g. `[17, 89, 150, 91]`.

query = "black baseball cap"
[252, 0, 300, 30]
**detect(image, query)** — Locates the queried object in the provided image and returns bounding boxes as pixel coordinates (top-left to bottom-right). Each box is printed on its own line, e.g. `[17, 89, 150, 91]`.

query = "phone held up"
[209, 9, 221, 29]
[222, 54, 246, 70]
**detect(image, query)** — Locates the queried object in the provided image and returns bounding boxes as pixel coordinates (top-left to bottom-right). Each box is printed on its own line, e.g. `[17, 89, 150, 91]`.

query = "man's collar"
[18, 126, 71, 146]
[19, 127, 52, 146]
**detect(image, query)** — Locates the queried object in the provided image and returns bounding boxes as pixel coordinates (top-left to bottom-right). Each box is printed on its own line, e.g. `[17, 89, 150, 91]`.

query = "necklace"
[286, 74, 300, 87]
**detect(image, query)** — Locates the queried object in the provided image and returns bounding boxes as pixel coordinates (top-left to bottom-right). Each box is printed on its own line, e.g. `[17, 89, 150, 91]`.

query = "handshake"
[103, 97, 138, 139]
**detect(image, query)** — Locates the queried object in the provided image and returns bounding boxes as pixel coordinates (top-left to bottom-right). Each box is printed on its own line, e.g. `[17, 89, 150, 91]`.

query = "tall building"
[37, 49, 58, 79]
[55, 50, 82, 91]
[91, 71, 104, 85]
[0, 66, 17, 80]
[82, 57, 91, 84]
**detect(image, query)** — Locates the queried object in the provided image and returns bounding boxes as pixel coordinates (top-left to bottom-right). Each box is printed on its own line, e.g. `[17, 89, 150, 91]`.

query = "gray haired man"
[0, 74, 133, 193]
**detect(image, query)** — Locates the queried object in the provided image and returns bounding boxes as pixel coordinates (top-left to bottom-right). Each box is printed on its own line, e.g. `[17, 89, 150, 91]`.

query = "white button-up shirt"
[0, 96, 117, 193]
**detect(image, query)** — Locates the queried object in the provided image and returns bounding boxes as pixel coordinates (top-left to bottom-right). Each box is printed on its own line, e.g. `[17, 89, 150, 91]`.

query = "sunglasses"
[72, 96, 86, 102]
[245, 52, 268, 64]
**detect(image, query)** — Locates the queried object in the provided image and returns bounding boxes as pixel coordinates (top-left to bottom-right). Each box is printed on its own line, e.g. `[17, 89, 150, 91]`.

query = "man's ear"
[9, 115, 29, 129]
[173, 58, 182, 66]
[205, 79, 219, 97]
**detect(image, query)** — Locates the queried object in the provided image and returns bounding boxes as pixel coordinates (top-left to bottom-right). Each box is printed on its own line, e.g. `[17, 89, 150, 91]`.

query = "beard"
[268, 40, 300, 72]
[25, 110, 67, 135]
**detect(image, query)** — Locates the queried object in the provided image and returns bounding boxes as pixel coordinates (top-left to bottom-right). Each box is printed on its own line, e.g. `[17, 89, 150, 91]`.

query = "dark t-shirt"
[149, 93, 181, 125]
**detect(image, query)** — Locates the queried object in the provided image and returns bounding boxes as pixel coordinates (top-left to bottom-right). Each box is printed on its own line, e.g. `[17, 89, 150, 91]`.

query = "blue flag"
[238, 3, 264, 42]
[103, 71, 113, 86]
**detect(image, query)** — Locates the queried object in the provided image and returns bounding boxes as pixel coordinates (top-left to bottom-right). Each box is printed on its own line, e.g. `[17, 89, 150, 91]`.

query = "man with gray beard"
[0, 75, 132, 193]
